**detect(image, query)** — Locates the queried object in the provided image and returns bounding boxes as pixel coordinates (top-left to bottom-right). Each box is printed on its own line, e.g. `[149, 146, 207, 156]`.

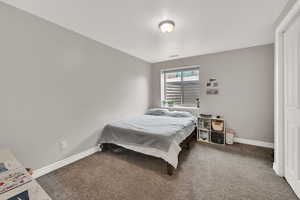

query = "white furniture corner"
[0, 150, 51, 200]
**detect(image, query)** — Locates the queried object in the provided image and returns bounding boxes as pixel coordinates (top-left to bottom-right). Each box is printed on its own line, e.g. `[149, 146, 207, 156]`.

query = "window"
[161, 66, 200, 107]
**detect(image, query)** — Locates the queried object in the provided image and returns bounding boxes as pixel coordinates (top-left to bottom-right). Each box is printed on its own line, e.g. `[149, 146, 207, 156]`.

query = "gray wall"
[0, 3, 151, 170]
[151, 44, 274, 143]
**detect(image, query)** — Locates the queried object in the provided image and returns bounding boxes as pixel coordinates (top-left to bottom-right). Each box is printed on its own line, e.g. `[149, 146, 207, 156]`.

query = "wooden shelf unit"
[197, 116, 226, 145]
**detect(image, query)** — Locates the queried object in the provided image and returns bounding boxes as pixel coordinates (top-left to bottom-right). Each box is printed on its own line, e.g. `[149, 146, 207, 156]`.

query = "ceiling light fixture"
[159, 20, 175, 33]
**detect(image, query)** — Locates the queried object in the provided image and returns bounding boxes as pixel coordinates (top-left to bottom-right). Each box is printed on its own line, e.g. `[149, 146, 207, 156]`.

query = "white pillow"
[145, 108, 169, 116]
[167, 111, 194, 118]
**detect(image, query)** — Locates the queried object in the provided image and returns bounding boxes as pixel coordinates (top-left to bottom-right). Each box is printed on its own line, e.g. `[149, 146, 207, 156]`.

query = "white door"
[283, 13, 300, 197]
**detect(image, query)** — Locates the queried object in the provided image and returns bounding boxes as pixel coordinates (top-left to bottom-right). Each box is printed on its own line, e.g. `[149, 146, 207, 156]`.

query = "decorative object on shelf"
[196, 98, 200, 108]
[197, 114, 226, 145]
[206, 78, 219, 95]
[161, 100, 175, 107]
[167, 100, 175, 107]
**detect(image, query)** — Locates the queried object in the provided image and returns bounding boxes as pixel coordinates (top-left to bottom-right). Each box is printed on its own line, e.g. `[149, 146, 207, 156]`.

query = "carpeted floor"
[37, 142, 298, 200]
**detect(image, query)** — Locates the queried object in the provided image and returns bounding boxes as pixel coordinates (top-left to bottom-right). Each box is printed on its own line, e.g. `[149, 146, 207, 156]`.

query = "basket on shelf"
[212, 120, 224, 132]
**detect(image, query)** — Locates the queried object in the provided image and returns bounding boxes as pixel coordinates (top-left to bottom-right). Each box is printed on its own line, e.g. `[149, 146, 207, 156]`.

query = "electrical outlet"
[60, 140, 68, 150]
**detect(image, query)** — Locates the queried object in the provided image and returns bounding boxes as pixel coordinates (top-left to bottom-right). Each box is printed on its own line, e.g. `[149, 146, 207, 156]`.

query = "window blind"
[162, 67, 200, 106]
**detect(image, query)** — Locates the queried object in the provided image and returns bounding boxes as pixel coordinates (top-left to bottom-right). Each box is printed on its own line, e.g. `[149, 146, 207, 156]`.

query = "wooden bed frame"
[102, 128, 196, 176]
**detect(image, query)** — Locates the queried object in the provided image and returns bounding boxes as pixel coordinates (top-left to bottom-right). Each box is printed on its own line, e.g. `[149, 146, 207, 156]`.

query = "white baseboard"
[32, 138, 272, 178]
[33, 146, 98, 179]
[234, 137, 274, 149]
[273, 162, 283, 177]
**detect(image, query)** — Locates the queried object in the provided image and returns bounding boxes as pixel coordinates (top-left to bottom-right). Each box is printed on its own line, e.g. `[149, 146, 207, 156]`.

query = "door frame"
[274, 0, 300, 177]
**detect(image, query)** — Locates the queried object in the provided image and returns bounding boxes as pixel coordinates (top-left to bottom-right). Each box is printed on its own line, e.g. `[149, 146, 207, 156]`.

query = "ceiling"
[1, 0, 289, 63]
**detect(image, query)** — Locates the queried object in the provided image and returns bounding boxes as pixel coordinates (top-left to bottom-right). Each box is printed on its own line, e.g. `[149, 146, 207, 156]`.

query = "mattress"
[98, 115, 196, 168]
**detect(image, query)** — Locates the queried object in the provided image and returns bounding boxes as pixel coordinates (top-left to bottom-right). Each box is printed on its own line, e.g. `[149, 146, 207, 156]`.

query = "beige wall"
[151, 44, 274, 143]
[0, 3, 151, 170]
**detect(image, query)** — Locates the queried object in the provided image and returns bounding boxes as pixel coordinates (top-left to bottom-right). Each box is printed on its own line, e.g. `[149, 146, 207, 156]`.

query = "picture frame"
[206, 78, 219, 95]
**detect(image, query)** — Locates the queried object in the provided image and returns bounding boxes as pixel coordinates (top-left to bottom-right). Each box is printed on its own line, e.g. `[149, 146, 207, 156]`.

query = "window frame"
[161, 65, 200, 107]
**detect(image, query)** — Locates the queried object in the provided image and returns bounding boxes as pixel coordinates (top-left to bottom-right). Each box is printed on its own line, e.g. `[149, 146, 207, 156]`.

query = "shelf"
[199, 128, 211, 131]
[209, 141, 226, 146]
[197, 114, 226, 145]
[211, 130, 225, 133]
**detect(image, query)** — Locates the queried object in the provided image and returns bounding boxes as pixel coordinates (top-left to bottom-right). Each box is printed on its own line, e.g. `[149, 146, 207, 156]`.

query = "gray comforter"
[99, 115, 196, 153]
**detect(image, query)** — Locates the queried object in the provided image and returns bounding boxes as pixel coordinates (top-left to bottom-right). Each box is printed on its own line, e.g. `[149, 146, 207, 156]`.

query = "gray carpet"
[37, 142, 298, 200]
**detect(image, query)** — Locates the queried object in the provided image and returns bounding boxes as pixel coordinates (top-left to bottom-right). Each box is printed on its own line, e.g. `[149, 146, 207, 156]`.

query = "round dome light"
[159, 20, 175, 33]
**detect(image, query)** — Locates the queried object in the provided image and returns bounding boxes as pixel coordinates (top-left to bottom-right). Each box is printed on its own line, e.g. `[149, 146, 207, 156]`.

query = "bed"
[98, 109, 197, 175]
